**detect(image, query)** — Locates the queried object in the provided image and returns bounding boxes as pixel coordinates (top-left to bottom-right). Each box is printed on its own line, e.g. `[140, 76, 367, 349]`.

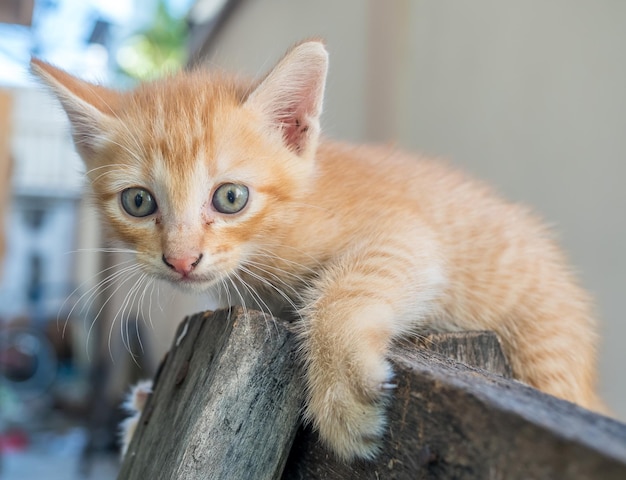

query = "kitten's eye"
[212, 183, 249, 214]
[121, 188, 158, 217]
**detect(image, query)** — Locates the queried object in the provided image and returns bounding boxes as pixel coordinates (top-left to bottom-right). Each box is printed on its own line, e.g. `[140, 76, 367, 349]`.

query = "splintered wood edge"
[119, 307, 303, 480]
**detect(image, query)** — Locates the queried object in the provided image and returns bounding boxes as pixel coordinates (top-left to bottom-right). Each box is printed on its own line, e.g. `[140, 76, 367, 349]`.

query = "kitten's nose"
[162, 254, 203, 275]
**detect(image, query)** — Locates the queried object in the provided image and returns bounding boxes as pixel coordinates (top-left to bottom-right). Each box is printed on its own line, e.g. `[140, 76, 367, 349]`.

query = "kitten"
[119, 380, 152, 458]
[32, 40, 605, 461]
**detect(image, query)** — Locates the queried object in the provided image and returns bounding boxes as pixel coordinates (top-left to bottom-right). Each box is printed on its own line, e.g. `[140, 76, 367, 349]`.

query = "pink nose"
[162, 254, 203, 275]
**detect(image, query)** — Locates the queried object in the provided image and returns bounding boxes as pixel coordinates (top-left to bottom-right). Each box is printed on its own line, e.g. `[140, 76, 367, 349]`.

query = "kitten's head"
[32, 41, 328, 291]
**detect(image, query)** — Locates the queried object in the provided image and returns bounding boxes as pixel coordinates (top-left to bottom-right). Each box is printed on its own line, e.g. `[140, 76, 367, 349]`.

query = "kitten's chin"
[164, 274, 221, 293]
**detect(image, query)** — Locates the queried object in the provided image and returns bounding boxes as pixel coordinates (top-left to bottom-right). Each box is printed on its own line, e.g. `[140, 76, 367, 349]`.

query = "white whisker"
[113, 272, 148, 363]
[219, 278, 232, 309]
[226, 276, 249, 322]
[252, 246, 322, 274]
[58, 258, 135, 329]
[63, 262, 140, 338]
[242, 259, 310, 297]
[137, 276, 153, 330]
[86, 266, 143, 362]
[109, 273, 148, 366]
[79, 264, 141, 318]
[238, 265, 303, 322]
[231, 271, 276, 334]
[147, 279, 157, 329]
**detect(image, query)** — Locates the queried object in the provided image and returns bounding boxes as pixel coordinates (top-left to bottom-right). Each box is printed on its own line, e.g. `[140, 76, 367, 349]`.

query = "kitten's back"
[309, 140, 601, 409]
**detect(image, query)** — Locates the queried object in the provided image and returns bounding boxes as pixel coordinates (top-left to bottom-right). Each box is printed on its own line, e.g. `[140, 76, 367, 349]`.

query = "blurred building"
[0, 2, 197, 476]
[0, 87, 83, 322]
[0, 91, 11, 275]
[0, 0, 198, 362]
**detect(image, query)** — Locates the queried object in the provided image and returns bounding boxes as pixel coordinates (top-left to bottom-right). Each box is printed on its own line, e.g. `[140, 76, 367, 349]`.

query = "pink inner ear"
[281, 111, 311, 154]
[276, 87, 321, 153]
[246, 42, 328, 154]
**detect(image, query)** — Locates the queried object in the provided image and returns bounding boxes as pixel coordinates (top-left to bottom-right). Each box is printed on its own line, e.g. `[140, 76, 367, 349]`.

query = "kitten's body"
[32, 41, 603, 460]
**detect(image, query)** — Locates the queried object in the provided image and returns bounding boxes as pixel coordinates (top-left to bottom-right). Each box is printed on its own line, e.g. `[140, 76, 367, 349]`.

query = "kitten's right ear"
[245, 41, 328, 158]
[30, 58, 117, 159]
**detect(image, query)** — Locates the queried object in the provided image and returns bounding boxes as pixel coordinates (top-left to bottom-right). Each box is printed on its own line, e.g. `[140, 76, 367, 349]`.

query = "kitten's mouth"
[178, 274, 197, 283]
[177, 273, 209, 283]
[165, 271, 221, 291]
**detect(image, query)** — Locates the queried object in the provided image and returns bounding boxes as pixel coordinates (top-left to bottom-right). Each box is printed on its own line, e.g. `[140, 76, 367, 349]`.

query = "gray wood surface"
[412, 330, 513, 377]
[118, 307, 302, 480]
[119, 308, 626, 479]
[283, 340, 626, 479]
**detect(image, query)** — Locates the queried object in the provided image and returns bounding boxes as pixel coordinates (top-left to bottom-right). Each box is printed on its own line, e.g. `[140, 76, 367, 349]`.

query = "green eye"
[212, 183, 249, 214]
[121, 188, 157, 217]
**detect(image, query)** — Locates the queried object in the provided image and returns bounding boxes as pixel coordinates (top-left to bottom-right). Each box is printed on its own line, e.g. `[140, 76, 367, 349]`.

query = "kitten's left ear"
[245, 41, 328, 157]
[30, 58, 118, 161]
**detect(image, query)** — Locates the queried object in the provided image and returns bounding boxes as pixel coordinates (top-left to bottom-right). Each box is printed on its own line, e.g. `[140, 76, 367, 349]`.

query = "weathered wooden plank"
[282, 341, 626, 479]
[119, 307, 626, 480]
[118, 307, 302, 480]
[413, 330, 512, 378]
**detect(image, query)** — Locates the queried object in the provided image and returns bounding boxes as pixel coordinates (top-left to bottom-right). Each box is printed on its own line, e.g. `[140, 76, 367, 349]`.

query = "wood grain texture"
[282, 343, 626, 479]
[118, 307, 302, 480]
[413, 330, 513, 378]
[119, 308, 626, 479]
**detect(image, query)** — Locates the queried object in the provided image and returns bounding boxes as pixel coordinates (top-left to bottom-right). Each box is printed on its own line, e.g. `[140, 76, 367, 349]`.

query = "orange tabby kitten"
[32, 41, 604, 460]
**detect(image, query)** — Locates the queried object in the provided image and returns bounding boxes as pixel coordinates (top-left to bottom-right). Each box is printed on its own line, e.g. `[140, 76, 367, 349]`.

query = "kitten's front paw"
[119, 380, 152, 458]
[304, 360, 393, 461]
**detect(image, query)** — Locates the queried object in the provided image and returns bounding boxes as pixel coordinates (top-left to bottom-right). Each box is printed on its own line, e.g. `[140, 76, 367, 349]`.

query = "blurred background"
[0, 0, 624, 478]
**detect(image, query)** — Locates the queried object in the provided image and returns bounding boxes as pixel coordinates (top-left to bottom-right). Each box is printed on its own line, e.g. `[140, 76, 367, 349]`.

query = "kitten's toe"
[316, 400, 387, 460]
[119, 379, 153, 459]
[305, 364, 393, 461]
[124, 379, 153, 413]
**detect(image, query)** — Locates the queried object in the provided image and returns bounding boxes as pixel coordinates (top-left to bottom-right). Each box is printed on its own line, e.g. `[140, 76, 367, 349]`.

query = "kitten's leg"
[119, 380, 152, 458]
[298, 236, 445, 460]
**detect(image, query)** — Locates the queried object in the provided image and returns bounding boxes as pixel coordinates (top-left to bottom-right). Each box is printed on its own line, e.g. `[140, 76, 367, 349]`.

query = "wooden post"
[120, 308, 626, 479]
[118, 307, 302, 480]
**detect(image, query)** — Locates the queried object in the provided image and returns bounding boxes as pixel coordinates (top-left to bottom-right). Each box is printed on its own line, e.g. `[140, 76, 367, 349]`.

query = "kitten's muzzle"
[162, 253, 203, 276]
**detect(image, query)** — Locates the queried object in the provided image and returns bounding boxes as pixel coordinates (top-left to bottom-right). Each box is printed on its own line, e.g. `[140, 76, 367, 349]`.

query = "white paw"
[119, 380, 152, 458]
[304, 360, 393, 461]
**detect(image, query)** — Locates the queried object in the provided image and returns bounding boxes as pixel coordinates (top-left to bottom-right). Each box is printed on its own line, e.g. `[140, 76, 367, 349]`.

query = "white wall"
[201, 0, 626, 418]
[391, 0, 626, 419]
[204, 0, 370, 142]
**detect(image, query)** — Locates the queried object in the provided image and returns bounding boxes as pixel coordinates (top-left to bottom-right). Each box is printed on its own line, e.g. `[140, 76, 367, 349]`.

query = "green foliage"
[116, 0, 188, 81]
